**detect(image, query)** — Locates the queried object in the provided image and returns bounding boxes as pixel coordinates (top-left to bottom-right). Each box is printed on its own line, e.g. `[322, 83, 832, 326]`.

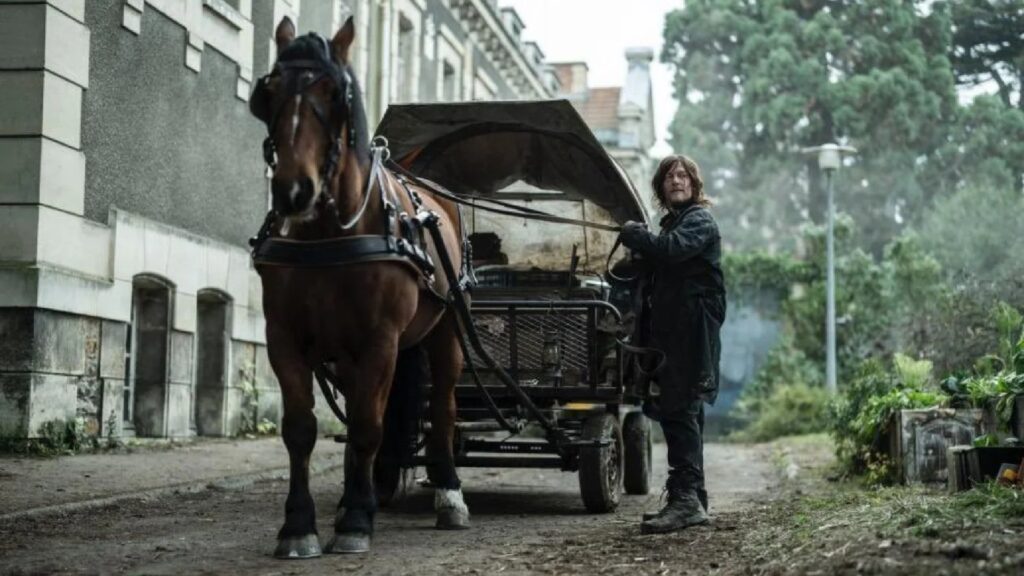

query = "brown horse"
[248, 17, 470, 556]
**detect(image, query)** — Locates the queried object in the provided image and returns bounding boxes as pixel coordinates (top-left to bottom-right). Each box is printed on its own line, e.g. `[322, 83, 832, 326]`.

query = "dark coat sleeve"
[620, 209, 718, 263]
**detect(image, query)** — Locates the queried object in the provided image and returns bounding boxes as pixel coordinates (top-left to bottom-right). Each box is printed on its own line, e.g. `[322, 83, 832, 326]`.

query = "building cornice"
[449, 0, 550, 99]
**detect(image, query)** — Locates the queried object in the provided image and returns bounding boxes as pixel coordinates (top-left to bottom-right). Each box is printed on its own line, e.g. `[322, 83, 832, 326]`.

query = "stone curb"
[0, 454, 345, 522]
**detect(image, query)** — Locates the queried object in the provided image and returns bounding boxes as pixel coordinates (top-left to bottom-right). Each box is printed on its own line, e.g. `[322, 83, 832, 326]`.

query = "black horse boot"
[640, 487, 708, 534]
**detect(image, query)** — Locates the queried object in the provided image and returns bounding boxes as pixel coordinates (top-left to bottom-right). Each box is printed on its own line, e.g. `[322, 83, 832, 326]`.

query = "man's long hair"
[651, 154, 712, 212]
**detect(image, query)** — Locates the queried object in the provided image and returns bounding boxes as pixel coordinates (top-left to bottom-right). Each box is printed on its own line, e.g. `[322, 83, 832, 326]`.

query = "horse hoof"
[325, 533, 371, 554]
[273, 534, 322, 559]
[435, 508, 471, 530]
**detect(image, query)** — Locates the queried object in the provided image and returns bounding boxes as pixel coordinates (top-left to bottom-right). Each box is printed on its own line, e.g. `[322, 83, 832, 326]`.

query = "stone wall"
[0, 309, 127, 439]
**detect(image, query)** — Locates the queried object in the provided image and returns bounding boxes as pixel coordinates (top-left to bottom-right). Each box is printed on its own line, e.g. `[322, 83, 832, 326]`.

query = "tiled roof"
[571, 87, 621, 131]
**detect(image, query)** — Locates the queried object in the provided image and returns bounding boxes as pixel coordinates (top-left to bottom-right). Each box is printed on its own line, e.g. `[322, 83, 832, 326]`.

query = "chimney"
[625, 47, 654, 71]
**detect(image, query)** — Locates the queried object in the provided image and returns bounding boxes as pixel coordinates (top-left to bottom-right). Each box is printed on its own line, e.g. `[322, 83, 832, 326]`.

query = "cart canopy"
[375, 100, 650, 225]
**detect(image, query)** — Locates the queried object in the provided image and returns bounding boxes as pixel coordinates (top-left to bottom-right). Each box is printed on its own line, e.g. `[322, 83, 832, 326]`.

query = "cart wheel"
[578, 412, 623, 513]
[622, 411, 652, 495]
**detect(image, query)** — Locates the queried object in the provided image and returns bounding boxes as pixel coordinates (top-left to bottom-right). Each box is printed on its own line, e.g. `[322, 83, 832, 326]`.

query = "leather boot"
[640, 490, 708, 534]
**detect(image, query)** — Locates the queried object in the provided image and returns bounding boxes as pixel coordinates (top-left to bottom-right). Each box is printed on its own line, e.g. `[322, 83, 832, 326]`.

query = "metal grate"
[468, 309, 591, 378]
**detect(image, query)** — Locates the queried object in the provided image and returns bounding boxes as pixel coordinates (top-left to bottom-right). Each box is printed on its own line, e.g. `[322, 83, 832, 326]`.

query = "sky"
[502, 0, 681, 157]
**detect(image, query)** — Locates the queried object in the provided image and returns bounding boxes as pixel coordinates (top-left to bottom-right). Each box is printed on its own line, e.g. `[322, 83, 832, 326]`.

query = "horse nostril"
[271, 178, 297, 214]
[293, 177, 315, 210]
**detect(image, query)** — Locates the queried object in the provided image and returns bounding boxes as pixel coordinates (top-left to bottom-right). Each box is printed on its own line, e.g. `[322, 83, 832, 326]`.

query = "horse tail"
[381, 345, 426, 466]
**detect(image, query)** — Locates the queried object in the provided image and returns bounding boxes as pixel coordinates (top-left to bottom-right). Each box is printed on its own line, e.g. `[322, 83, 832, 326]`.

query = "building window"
[126, 275, 173, 437]
[442, 60, 458, 101]
[195, 290, 232, 437]
[396, 14, 416, 102]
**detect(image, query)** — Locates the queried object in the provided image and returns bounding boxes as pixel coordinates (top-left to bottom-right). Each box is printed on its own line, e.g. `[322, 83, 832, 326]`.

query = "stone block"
[76, 376, 101, 436]
[142, 224, 172, 279]
[35, 269, 132, 324]
[0, 374, 30, 436]
[0, 309, 100, 376]
[168, 237, 204, 296]
[49, 0, 86, 23]
[173, 291, 197, 333]
[254, 344, 276, 391]
[165, 382, 192, 438]
[36, 205, 112, 279]
[168, 330, 194, 385]
[227, 251, 251, 306]
[0, 308, 35, 372]
[0, 205, 40, 264]
[99, 320, 127, 380]
[0, 72, 44, 137]
[99, 378, 124, 438]
[29, 373, 77, 435]
[256, 387, 281, 429]
[224, 385, 243, 437]
[0, 137, 83, 214]
[30, 309, 97, 376]
[0, 4, 90, 88]
[230, 340, 256, 389]
[205, 246, 230, 293]
[0, 266, 40, 308]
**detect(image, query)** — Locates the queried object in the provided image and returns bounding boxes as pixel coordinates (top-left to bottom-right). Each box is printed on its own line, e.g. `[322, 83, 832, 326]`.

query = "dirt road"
[0, 442, 779, 575]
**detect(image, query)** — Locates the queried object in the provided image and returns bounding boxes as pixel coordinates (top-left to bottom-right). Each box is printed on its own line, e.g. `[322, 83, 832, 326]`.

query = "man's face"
[662, 162, 693, 205]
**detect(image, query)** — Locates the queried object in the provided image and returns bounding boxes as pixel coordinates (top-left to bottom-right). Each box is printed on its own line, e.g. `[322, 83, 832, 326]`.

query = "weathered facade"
[0, 0, 552, 439]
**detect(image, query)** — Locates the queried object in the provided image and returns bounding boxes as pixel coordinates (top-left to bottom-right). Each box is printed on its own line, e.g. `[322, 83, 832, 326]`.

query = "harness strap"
[253, 234, 433, 274]
[386, 160, 624, 233]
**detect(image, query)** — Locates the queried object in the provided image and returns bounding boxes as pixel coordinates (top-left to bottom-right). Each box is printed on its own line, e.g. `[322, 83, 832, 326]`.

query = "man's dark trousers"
[660, 398, 707, 511]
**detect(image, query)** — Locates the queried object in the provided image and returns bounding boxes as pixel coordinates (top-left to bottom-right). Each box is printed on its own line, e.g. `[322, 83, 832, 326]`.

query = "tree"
[662, 0, 958, 253]
[949, 0, 1024, 110]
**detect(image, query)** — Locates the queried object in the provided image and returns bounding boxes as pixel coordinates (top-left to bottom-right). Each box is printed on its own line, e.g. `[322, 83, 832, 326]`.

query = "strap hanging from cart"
[387, 160, 623, 233]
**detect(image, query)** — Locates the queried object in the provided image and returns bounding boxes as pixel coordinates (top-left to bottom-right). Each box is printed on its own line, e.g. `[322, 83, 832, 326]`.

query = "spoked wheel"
[578, 412, 623, 513]
[622, 411, 653, 495]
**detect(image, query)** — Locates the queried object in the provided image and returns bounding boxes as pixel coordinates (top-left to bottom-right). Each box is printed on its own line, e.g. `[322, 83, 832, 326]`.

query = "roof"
[374, 100, 649, 225]
[572, 87, 621, 131]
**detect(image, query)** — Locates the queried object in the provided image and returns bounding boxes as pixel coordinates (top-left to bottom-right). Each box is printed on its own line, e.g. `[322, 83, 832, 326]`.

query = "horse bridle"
[252, 33, 356, 193]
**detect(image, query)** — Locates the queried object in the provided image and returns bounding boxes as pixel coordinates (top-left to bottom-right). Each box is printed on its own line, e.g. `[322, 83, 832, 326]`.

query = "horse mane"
[278, 34, 371, 168]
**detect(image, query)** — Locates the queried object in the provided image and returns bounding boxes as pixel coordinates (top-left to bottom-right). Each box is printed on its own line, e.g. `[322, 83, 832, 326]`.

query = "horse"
[247, 16, 470, 556]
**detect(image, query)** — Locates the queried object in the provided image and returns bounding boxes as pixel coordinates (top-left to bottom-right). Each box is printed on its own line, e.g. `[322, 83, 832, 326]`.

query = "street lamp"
[802, 143, 857, 395]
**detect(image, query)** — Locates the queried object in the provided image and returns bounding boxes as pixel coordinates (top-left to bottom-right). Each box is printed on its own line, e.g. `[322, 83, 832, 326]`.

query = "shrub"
[736, 382, 831, 442]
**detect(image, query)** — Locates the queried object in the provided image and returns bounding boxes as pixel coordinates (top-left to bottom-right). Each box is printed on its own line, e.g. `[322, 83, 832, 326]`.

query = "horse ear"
[331, 16, 356, 64]
[275, 16, 296, 54]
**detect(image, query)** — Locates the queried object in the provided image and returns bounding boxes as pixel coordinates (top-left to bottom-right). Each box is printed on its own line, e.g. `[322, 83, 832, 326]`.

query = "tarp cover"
[374, 100, 649, 225]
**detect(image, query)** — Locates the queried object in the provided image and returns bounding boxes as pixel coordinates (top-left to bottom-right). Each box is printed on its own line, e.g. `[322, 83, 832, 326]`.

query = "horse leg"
[325, 337, 398, 554]
[269, 344, 321, 559]
[424, 314, 470, 530]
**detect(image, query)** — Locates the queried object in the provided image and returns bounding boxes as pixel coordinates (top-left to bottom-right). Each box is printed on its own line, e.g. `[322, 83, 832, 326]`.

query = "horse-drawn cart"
[366, 100, 656, 512]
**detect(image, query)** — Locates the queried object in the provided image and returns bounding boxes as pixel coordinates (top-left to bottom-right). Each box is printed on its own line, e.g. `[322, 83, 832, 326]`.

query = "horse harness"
[249, 32, 472, 298]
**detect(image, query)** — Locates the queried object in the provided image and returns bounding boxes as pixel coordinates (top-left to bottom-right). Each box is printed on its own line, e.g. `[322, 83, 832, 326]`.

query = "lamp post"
[802, 143, 857, 395]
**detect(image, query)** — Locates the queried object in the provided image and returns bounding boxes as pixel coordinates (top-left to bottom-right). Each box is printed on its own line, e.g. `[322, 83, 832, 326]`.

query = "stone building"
[0, 0, 553, 440]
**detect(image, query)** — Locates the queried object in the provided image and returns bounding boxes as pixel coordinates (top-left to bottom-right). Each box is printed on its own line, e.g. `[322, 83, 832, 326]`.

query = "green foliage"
[950, 0, 1024, 111]
[662, 0, 958, 252]
[918, 182, 1024, 292]
[829, 357, 949, 480]
[737, 333, 822, 421]
[892, 353, 933, 391]
[736, 382, 831, 442]
[723, 251, 811, 300]
[0, 418, 90, 457]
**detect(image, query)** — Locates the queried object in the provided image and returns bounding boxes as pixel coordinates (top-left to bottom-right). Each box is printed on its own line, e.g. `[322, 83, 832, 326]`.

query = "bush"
[735, 382, 831, 442]
[830, 356, 950, 481]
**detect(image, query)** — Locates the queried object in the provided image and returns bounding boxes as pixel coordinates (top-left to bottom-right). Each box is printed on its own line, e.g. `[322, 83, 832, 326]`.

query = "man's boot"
[640, 489, 708, 534]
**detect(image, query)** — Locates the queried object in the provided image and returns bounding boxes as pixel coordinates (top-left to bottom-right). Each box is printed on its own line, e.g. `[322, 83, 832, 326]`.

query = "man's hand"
[619, 220, 648, 249]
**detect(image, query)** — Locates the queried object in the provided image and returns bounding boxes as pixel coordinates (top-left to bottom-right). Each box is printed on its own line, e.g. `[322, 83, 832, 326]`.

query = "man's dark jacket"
[620, 202, 726, 411]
